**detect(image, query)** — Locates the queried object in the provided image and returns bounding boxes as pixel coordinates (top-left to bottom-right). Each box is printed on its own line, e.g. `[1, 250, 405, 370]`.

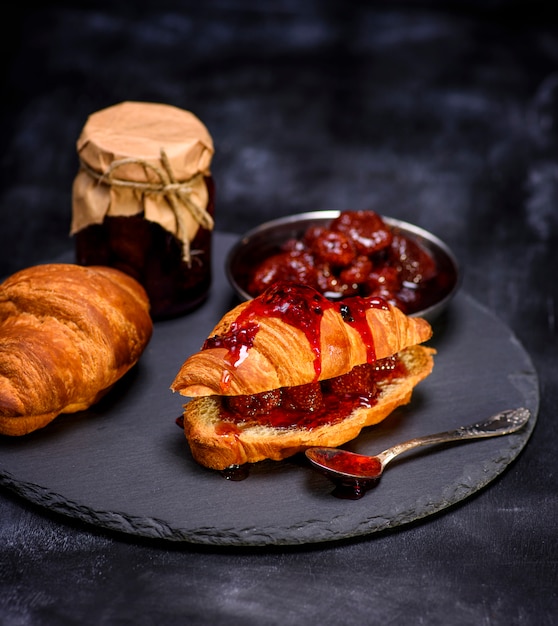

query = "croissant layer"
[171, 283, 432, 398]
[0, 263, 153, 436]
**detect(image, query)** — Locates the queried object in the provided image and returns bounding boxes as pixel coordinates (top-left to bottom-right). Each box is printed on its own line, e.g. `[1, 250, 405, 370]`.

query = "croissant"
[171, 283, 435, 470]
[0, 263, 153, 436]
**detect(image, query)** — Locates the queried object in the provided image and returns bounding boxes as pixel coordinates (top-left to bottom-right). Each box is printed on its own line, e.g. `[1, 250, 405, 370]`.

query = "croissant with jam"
[171, 282, 435, 471]
[0, 263, 153, 436]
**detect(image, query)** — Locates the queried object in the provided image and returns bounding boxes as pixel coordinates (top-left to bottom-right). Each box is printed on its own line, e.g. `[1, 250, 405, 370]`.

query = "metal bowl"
[226, 210, 461, 322]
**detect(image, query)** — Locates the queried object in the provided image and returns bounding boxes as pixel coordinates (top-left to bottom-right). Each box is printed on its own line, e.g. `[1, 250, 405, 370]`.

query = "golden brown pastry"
[171, 283, 435, 470]
[0, 263, 153, 436]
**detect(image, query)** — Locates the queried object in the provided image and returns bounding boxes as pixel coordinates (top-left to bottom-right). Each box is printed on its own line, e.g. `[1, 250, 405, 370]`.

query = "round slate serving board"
[0, 233, 539, 547]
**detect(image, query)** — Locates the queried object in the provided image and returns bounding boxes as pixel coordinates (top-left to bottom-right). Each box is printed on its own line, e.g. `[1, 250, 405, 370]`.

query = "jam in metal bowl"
[226, 210, 461, 322]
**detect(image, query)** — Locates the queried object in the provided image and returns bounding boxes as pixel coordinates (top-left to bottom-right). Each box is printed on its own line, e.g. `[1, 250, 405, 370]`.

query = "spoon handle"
[376, 407, 531, 467]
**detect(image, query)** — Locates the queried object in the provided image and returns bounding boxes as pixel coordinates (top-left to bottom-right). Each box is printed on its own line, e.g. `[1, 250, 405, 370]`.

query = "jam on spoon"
[305, 407, 531, 499]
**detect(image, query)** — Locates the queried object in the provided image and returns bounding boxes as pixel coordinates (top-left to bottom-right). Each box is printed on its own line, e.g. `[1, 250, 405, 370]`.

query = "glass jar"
[71, 101, 215, 320]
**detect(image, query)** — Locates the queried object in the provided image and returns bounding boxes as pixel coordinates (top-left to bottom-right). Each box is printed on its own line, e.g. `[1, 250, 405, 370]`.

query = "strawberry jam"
[326, 452, 383, 478]
[219, 354, 406, 430]
[75, 177, 215, 320]
[310, 450, 383, 500]
[246, 210, 455, 315]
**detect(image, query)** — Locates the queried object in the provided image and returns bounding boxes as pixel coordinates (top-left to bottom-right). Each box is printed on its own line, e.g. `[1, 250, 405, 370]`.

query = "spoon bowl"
[305, 407, 531, 499]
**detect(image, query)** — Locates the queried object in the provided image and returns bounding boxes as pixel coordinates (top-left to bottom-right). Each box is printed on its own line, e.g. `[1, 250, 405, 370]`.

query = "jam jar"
[71, 101, 215, 320]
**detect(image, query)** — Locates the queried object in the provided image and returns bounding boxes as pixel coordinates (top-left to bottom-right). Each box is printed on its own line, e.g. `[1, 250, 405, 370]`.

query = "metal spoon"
[305, 407, 531, 499]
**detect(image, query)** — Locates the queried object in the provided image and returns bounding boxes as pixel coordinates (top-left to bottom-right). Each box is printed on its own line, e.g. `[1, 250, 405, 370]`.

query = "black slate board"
[0, 233, 539, 546]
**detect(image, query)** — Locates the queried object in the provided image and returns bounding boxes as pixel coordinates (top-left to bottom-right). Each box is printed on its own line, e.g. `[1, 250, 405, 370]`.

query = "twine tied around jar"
[78, 148, 214, 265]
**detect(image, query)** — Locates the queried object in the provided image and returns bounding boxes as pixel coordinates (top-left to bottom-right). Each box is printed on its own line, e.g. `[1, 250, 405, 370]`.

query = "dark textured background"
[1, 2, 557, 624]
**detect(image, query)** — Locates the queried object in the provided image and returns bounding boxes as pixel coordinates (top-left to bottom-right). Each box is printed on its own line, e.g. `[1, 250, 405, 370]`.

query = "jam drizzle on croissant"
[202, 283, 389, 383]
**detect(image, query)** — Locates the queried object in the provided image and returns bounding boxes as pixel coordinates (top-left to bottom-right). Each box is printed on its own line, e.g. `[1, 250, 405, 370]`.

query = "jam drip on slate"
[202, 282, 389, 384]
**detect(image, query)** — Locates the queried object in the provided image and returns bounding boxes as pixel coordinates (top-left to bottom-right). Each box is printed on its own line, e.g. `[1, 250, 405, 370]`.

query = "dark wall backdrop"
[2, 1, 557, 277]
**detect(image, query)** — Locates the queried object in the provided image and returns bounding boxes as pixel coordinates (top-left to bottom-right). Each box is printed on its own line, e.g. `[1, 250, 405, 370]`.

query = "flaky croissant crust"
[171, 290, 432, 398]
[0, 264, 153, 436]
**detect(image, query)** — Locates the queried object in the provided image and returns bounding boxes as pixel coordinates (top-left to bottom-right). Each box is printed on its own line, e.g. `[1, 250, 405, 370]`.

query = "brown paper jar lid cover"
[71, 101, 214, 261]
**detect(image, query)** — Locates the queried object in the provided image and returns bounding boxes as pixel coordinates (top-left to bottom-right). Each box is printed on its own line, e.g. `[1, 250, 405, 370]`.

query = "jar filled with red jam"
[70, 101, 215, 320]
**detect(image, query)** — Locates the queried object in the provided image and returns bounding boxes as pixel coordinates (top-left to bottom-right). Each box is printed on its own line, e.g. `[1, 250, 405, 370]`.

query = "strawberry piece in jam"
[389, 233, 437, 284]
[324, 363, 379, 395]
[282, 382, 324, 412]
[226, 388, 282, 417]
[310, 230, 356, 267]
[248, 250, 319, 294]
[331, 210, 393, 255]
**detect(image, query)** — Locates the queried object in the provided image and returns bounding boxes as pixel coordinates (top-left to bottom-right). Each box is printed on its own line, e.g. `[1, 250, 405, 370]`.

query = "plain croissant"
[171, 283, 435, 470]
[0, 263, 153, 436]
